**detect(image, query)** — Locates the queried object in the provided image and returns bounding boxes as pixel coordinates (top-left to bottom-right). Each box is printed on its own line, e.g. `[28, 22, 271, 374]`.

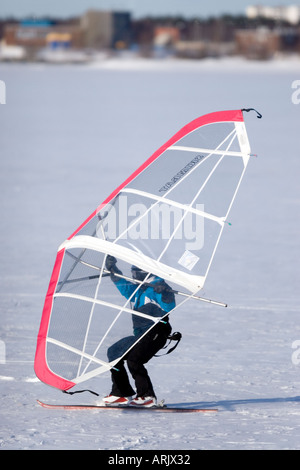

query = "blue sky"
[0, 0, 298, 19]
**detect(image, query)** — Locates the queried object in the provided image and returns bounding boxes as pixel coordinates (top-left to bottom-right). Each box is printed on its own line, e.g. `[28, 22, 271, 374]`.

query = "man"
[103, 255, 175, 407]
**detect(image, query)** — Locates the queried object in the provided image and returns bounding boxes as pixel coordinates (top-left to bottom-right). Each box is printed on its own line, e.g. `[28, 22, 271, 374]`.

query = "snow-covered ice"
[0, 56, 300, 450]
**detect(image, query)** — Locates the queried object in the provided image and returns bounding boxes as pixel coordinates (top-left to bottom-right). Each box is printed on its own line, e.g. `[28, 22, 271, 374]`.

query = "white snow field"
[0, 56, 300, 451]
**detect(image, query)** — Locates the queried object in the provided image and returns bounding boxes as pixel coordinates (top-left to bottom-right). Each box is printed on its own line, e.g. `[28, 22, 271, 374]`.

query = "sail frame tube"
[59, 235, 206, 292]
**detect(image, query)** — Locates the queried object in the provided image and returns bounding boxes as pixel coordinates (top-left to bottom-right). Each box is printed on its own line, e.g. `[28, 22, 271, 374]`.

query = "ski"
[37, 400, 217, 413]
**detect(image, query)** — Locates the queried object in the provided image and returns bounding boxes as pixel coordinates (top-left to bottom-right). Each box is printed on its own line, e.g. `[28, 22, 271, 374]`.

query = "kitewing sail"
[34, 109, 253, 391]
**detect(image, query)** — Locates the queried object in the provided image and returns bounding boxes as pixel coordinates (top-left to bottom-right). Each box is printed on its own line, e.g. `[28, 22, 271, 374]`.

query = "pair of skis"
[37, 400, 218, 413]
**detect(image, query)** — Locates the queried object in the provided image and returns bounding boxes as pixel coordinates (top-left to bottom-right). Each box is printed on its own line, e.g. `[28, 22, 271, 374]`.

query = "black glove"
[153, 283, 168, 294]
[153, 282, 174, 304]
[106, 255, 117, 271]
[105, 255, 122, 282]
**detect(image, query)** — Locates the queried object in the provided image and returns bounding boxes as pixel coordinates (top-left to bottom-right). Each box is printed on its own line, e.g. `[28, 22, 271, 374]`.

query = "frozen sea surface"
[0, 56, 300, 450]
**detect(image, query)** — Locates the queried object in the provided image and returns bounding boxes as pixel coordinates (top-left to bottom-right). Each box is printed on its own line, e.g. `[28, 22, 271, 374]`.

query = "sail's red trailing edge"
[35, 249, 76, 390]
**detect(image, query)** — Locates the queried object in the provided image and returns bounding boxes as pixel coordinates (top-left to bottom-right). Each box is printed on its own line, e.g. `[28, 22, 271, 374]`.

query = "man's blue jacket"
[114, 276, 175, 336]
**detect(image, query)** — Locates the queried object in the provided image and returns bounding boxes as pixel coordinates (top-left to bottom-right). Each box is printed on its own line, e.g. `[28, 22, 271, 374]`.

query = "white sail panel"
[34, 110, 254, 391]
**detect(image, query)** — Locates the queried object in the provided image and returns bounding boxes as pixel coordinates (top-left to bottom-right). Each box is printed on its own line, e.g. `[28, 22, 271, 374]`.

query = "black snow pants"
[108, 321, 172, 398]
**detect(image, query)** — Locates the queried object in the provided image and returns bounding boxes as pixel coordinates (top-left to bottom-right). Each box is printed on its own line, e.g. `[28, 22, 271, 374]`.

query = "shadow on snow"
[171, 396, 300, 411]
